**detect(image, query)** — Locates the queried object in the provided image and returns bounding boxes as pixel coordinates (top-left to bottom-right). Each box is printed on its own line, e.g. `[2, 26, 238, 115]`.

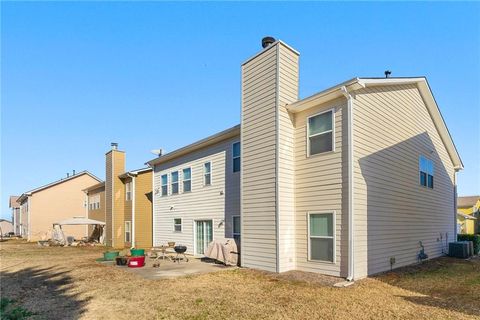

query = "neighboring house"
[16, 171, 102, 241]
[105, 144, 153, 249]
[147, 126, 241, 256]
[147, 38, 463, 280]
[0, 219, 14, 236]
[83, 181, 106, 235]
[8, 196, 21, 236]
[457, 196, 480, 234]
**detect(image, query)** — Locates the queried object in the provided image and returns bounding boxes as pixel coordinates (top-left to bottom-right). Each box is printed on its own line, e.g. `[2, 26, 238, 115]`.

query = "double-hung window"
[419, 156, 434, 189]
[171, 171, 179, 195]
[308, 213, 335, 262]
[125, 181, 132, 201]
[204, 162, 211, 186]
[307, 110, 334, 156]
[125, 221, 131, 243]
[161, 174, 168, 196]
[174, 218, 182, 232]
[183, 168, 191, 192]
[233, 142, 241, 173]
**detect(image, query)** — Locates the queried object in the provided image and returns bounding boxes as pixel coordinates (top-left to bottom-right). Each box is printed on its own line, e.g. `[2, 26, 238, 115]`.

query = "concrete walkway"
[117, 256, 236, 280]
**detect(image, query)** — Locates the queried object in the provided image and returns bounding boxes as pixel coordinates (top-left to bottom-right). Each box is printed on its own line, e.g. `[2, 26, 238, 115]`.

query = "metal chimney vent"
[262, 36, 276, 48]
[111, 142, 118, 150]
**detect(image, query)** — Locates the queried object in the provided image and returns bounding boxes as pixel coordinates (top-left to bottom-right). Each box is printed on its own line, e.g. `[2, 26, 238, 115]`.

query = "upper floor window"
[419, 156, 434, 189]
[233, 142, 241, 172]
[183, 168, 191, 192]
[88, 194, 100, 210]
[125, 181, 132, 201]
[171, 171, 179, 195]
[161, 174, 168, 196]
[308, 110, 334, 156]
[204, 162, 211, 186]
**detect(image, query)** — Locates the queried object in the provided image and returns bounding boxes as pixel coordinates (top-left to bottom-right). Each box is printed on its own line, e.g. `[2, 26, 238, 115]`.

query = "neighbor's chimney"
[241, 37, 299, 273]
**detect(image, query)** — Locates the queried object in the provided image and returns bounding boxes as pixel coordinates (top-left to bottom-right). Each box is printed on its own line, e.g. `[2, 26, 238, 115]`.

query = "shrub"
[0, 298, 35, 320]
[457, 234, 480, 255]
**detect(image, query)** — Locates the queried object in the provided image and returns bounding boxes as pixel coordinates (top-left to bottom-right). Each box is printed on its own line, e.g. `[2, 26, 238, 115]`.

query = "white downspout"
[341, 86, 355, 281]
[132, 175, 136, 248]
[85, 193, 89, 237]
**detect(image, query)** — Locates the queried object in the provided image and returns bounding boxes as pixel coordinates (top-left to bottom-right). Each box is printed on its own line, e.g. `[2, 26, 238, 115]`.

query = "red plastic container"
[128, 256, 145, 268]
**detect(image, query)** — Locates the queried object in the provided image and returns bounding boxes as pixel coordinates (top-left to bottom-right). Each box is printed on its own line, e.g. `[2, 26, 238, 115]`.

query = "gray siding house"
[148, 38, 462, 280]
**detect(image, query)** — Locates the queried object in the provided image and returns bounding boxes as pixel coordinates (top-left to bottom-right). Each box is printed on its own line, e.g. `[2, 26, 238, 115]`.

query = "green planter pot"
[103, 251, 120, 261]
[130, 248, 145, 257]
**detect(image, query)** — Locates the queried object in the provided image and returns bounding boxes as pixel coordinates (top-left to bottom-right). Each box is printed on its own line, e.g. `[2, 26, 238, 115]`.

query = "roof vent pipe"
[72, 170, 76, 176]
[262, 36, 276, 48]
[111, 142, 118, 150]
[67, 172, 70, 178]
[384, 70, 392, 78]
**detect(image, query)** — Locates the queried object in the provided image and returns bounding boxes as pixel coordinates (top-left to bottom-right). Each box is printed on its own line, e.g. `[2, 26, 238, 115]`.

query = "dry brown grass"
[1, 240, 479, 320]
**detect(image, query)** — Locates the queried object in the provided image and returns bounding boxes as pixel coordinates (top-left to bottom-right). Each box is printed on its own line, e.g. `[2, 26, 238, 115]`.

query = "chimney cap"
[111, 142, 118, 150]
[262, 36, 276, 48]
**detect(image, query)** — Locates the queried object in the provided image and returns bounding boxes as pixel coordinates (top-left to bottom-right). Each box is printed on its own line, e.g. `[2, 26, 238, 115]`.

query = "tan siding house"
[148, 38, 462, 279]
[102, 144, 153, 249]
[9, 196, 21, 236]
[84, 182, 106, 234]
[16, 171, 101, 241]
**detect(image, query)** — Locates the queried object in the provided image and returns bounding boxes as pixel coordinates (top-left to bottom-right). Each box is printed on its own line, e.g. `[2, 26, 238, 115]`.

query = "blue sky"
[2, 2, 479, 220]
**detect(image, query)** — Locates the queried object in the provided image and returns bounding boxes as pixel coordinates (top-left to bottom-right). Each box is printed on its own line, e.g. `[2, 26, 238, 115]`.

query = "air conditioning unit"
[449, 241, 473, 258]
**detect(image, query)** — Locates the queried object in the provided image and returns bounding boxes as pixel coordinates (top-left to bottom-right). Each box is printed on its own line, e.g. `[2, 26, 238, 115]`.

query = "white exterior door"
[195, 220, 213, 255]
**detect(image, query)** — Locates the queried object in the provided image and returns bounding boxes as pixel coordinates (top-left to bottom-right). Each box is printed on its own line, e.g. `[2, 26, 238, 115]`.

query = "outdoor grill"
[174, 245, 189, 263]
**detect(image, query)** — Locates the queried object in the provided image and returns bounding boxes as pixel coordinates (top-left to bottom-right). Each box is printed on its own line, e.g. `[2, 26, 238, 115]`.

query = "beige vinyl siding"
[153, 136, 240, 255]
[277, 44, 299, 272]
[353, 84, 455, 278]
[105, 150, 126, 248]
[134, 171, 153, 249]
[241, 45, 278, 272]
[294, 98, 347, 277]
[27, 174, 99, 241]
[105, 152, 113, 246]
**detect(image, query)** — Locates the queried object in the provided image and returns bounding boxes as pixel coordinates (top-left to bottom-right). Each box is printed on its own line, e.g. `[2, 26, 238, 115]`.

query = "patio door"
[195, 220, 213, 255]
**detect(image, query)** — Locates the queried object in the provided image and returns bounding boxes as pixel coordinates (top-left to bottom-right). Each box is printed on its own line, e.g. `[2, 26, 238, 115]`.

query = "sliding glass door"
[195, 220, 213, 255]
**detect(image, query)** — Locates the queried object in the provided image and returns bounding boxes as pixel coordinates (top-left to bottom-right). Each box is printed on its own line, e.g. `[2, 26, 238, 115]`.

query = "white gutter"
[340, 85, 355, 281]
[132, 175, 136, 248]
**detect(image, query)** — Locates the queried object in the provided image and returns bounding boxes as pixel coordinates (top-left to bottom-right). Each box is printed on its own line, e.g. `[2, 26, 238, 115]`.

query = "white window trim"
[232, 142, 241, 173]
[232, 215, 241, 237]
[161, 174, 168, 197]
[182, 167, 192, 193]
[125, 221, 131, 243]
[125, 181, 132, 201]
[173, 218, 182, 233]
[203, 161, 212, 186]
[307, 211, 336, 264]
[171, 171, 179, 195]
[306, 108, 336, 157]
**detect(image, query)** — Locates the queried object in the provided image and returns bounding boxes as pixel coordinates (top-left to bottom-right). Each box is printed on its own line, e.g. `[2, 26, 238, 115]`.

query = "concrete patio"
[113, 256, 237, 280]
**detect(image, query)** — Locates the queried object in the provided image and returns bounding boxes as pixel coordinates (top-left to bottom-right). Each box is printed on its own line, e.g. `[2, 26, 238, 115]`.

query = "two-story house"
[148, 37, 462, 280]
